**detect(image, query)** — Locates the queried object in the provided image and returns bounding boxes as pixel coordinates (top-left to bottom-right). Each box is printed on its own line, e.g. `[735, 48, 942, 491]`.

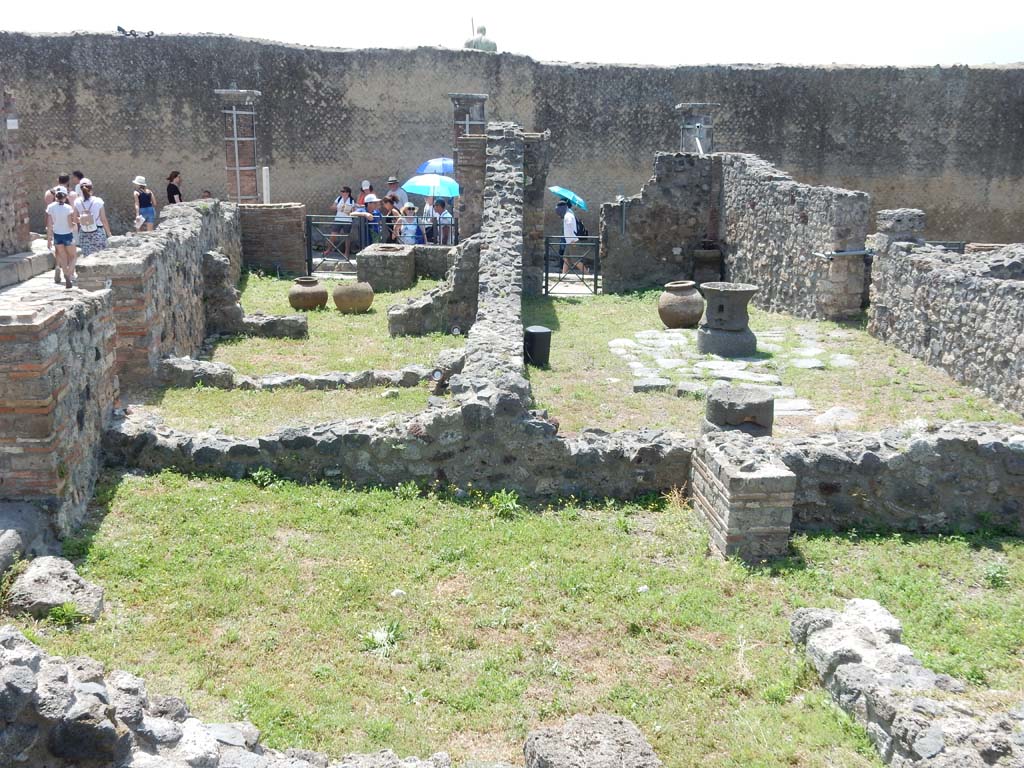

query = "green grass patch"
[16, 471, 1024, 767]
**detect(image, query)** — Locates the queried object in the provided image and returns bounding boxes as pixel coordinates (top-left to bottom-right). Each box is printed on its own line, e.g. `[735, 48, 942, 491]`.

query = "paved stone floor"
[609, 325, 862, 432]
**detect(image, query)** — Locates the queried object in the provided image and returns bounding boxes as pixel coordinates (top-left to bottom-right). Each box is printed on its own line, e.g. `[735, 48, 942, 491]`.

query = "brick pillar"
[454, 134, 486, 237]
[448, 93, 488, 148]
[215, 88, 262, 203]
[522, 130, 552, 296]
[675, 102, 720, 154]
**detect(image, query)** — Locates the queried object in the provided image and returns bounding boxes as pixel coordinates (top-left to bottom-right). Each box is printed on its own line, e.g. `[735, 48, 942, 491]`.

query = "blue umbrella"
[402, 174, 460, 197]
[416, 157, 455, 175]
[548, 185, 588, 211]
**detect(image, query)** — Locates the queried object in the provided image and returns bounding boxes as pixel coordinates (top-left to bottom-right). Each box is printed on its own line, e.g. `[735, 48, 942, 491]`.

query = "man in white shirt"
[385, 176, 409, 209]
[557, 199, 586, 275]
[433, 199, 454, 245]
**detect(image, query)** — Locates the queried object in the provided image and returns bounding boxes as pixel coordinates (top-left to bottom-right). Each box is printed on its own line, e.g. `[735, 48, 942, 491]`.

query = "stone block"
[357, 244, 416, 292]
[703, 383, 774, 437]
[696, 326, 757, 357]
[524, 714, 662, 768]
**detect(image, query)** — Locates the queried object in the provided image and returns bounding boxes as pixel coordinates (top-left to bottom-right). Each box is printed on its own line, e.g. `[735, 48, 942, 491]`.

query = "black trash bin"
[524, 325, 552, 367]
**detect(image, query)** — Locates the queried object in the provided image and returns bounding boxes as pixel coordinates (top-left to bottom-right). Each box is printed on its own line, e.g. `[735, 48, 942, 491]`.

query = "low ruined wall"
[868, 214, 1024, 415]
[600, 153, 718, 293]
[0, 288, 117, 536]
[239, 203, 305, 275]
[793, 600, 1023, 767]
[719, 154, 871, 320]
[388, 238, 480, 337]
[75, 201, 241, 388]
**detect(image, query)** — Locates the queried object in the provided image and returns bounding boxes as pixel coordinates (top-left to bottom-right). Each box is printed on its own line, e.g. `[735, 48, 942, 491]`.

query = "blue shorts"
[139, 206, 156, 224]
[53, 232, 73, 246]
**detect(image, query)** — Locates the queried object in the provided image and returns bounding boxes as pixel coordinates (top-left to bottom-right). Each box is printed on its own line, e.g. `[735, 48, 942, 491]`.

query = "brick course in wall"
[238, 203, 305, 274]
[0, 286, 117, 536]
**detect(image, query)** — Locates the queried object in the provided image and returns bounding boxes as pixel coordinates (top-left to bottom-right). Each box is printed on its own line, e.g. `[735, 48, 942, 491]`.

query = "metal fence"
[305, 215, 460, 274]
[543, 236, 601, 294]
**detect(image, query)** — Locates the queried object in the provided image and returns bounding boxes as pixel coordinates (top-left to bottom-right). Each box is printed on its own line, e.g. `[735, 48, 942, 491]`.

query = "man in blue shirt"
[352, 193, 383, 247]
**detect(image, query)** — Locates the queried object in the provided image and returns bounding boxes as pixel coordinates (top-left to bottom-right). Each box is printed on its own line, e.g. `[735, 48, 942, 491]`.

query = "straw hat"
[132, 175, 147, 186]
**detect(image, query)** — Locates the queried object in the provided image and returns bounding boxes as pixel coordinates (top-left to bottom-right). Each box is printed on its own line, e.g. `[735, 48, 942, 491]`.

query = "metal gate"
[543, 236, 601, 294]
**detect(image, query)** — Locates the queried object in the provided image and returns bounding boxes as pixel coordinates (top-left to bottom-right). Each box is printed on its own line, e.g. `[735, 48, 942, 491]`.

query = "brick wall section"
[0, 287, 117, 536]
[238, 203, 305, 274]
[600, 153, 717, 293]
[454, 135, 485, 237]
[691, 431, 796, 562]
[719, 153, 871, 320]
[75, 201, 241, 388]
[868, 214, 1024, 415]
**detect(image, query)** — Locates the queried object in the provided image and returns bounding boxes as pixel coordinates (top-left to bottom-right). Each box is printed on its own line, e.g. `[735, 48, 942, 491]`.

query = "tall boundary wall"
[1, 34, 1022, 242]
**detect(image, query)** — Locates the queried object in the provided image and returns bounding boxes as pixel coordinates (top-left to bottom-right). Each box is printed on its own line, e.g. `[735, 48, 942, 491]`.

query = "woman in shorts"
[330, 186, 356, 258]
[132, 175, 158, 231]
[74, 179, 112, 257]
[46, 189, 78, 288]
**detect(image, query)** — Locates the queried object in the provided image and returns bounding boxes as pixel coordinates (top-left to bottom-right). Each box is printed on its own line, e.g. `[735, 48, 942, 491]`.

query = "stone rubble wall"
[387, 237, 481, 337]
[868, 219, 1024, 415]
[239, 203, 307, 275]
[0, 288, 117, 537]
[357, 244, 417, 292]
[0, 623, 660, 768]
[688, 422, 1024, 557]
[600, 153, 718, 293]
[792, 600, 1024, 767]
[719, 153, 871, 320]
[0, 85, 29, 258]
[75, 201, 242, 388]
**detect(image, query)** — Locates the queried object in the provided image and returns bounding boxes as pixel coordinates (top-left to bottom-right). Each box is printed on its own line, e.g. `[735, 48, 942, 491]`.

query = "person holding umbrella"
[557, 199, 586, 276]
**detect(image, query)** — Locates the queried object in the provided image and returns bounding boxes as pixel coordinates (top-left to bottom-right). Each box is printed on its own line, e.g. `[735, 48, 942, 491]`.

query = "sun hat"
[80, 178, 93, 188]
[361, 180, 371, 190]
[402, 203, 417, 211]
[52, 185, 69, 195]
[132, 175, 147, 186]
[363, 194, 380, 204]
[387, 176, 399, 183]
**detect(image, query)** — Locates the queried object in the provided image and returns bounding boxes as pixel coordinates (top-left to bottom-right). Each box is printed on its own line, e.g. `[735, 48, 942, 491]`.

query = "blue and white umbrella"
[402, 174, 460, 197]
[416, 157, 455, 175]
[548, 185, 588, 211]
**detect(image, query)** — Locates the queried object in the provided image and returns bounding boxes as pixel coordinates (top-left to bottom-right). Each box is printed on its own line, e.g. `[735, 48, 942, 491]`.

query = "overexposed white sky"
[3, 0, 1023, 67]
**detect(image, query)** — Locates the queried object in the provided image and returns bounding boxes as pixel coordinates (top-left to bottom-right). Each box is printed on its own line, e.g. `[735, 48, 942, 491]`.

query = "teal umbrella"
[548, 185, 588, 211]
[402, 174, 460, 197]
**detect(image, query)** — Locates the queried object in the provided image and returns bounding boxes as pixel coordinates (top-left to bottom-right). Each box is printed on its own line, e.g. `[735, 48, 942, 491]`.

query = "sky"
[2, 0, 1023, 67]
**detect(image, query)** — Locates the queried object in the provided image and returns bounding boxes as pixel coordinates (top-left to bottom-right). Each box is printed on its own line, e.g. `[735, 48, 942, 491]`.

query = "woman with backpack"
[46, 189, 78, 288]
[74, 179, 112, 257]
[132, 175, 158, 231]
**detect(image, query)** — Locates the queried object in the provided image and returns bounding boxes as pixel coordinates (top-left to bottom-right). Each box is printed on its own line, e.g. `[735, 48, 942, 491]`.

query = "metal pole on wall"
[262, 167, 271, 204]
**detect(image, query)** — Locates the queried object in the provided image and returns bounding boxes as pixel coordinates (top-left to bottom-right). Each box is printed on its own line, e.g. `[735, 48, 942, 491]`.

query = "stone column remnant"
[703, 382, 775, 437]
[214, 87, 262, 203]
[696, 281, 759, 357]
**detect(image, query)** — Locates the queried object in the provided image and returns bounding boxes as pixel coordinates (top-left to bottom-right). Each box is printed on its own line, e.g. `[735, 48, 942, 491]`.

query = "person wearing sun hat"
[357, 179, 373, 206]
[351, 193, 383, 247]
[385, 175, 408, 209]
[132, 175, 159, 232]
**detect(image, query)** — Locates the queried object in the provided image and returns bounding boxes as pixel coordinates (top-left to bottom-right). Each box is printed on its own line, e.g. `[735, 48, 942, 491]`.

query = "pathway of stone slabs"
[608, 326, 860, 430]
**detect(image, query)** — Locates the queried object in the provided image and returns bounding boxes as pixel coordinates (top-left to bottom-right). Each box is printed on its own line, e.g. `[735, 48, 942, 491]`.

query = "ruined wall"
[719, 154, 871, 320]
[0, 287, 117, 536]
[75, 201, 241, 387]
[388, 238, 480, 337]
[868, 214, 1024, 415]
[2, 34, 1023, 242]
[238, 203, 305, 274]
[0, 85, 29, 257]
[600, 153, 717, 293]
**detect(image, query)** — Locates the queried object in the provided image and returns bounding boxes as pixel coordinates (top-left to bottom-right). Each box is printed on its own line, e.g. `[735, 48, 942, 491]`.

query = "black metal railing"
[543, 236, 600, 294]
[305, 215, 460, 274]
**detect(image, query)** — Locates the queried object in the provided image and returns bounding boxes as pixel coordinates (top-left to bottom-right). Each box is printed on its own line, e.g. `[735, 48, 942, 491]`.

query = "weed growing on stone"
[47, 602, 89, 629]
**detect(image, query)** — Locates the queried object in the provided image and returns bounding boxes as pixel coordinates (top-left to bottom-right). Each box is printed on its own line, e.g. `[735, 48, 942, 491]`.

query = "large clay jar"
[288, 276, 329, 310]
[658, 281, 705, 328]
[333, 281, 375, 314]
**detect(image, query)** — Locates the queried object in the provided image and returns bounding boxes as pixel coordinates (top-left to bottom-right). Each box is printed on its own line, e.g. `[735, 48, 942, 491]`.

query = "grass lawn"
[523, 292, 1021, 435]
[10, 471, 1023, 767]
[217, 273, 462, 375]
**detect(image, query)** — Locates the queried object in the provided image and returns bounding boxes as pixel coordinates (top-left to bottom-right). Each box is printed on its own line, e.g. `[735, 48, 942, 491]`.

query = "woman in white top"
[397, 203, 424, 245]
[74, 179, 112, 257]
[46, 190, 78, 288]
[330, 186, 356, 258]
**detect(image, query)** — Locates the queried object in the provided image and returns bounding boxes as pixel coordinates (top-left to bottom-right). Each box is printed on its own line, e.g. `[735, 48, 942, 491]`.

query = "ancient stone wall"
[600, 153, 717, 293]
[387, 238, 480, 337]
[868, 214, 1024, 414]
[719, 154, 871, 320]
[75, 201, 241, 387]
[0, 287, 117, 537]
[239, 203, 306, 275]
[792, 600, 1024, 767]
[0, 85, 29, 258]
[3, 34, 1021, 243]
